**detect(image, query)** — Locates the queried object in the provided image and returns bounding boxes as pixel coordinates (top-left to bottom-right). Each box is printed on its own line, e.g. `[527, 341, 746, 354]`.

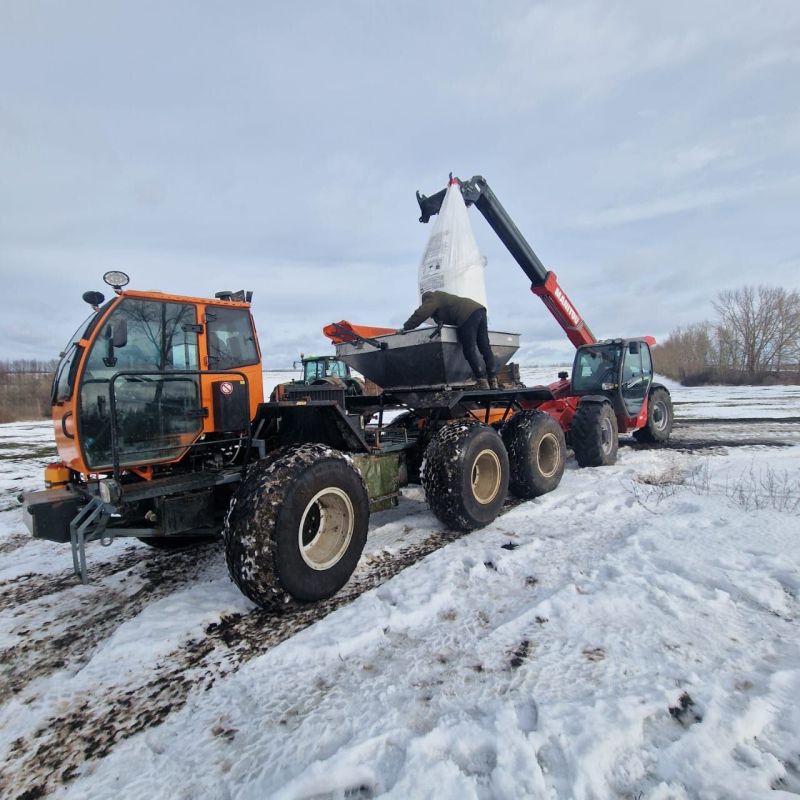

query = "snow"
[1, 372, 799, 799]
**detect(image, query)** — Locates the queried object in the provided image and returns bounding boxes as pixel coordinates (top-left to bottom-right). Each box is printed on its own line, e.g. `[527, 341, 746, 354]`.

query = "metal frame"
[69, 496, 112, 584]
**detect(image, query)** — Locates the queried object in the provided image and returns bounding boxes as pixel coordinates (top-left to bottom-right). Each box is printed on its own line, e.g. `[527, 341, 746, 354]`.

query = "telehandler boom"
[414, 174, 675, 466]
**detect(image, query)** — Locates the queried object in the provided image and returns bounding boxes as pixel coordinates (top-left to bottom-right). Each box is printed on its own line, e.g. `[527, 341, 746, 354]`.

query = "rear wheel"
[571, 401, 618, 467]
[224, 444, 369, 609]
[633, 387, 674, 443]
[502, 410, 566, 498]
[422, 422, 509, 531]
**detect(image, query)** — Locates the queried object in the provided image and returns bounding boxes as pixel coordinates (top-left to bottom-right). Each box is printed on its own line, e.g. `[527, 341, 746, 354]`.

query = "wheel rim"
[471, 449, 502, 505]
[536, 432, 561, 478]
[298, 488, 354, 571]
[600, 416, 614, 455]
[651, 400, 668, 431]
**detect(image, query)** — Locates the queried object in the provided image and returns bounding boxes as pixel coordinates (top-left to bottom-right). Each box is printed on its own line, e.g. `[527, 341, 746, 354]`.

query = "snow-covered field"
[1, 370, 799, 799]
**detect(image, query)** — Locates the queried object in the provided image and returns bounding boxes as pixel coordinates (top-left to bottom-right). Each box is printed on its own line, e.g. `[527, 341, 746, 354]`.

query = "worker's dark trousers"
[457, 309, 495, 380]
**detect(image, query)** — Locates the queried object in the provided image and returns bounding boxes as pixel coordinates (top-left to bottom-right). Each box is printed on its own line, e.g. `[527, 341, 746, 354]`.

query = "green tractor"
[270, 355, 367, 401]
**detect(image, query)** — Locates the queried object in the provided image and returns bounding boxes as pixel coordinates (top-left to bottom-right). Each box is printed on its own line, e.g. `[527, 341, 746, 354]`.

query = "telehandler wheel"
[633, 387, 674, 443]
[422, 421, 509, 532]
[501, 410, 566, 498]
[224, 444, 369, 610]
[571, 401, 618, 467]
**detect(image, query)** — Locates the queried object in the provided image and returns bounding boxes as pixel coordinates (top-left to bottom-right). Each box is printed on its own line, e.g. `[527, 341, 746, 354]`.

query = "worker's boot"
[476, 378, 490, 390]
[488, 376, 499, 390]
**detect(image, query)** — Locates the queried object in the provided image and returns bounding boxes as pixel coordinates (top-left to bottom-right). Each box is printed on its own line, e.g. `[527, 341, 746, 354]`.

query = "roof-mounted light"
[103, 271, 130, 291]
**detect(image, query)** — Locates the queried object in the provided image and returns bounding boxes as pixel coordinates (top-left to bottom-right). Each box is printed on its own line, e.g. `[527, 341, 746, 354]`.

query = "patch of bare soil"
[0, 542, 223, 706]
[0, 532, 30, 556]
[0, 527, 475, 799]
[0, 541, 222, 612]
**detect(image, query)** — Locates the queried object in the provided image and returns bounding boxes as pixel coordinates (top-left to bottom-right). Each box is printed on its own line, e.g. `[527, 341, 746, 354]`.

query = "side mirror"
[628, 341, 640, 355]
[113, 318, 128, 348]
[102, 320, 127, 367]
[82, 291, 105, 308]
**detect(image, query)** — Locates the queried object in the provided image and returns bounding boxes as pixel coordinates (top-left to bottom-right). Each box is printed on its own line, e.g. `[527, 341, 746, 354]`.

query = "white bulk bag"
[417, 180, 487, 307]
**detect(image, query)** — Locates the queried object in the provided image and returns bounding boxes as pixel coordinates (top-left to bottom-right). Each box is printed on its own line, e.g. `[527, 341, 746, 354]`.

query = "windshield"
[78, 297, 203, 469]
[572, 343, 622, 393]
[304, 359, 347, 382]
[51, 311, 101, 403]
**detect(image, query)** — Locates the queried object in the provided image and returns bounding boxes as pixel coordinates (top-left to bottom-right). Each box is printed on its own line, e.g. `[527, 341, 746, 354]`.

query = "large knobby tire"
[422, 421, 509, 531]
[571, 401, 618, 467]
[501, 410, 566, 498]
[633, 387, 674, 443]
[224, 444, 369, 609]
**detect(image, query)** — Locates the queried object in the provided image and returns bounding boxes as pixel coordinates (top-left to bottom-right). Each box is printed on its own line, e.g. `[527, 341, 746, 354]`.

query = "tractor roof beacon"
[22, 176, 672, 610]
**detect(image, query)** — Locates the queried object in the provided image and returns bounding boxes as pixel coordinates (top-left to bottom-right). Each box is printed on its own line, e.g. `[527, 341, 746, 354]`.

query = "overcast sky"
[2, 1, 799, 367]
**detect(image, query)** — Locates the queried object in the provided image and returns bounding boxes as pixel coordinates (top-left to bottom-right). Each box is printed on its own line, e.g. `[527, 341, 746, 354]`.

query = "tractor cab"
[50, 272, 264, 478]
[571, 338, 655, 431]
[297, 355, 351, 384]
[271, 355, 365, 401]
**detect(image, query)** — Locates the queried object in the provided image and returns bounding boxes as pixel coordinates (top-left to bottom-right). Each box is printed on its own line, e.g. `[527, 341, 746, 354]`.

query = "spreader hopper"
[329, 323, 520, 389]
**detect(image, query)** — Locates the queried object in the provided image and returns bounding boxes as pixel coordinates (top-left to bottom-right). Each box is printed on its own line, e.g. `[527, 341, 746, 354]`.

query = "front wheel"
[422, 421, 509, 531]
[224, 444, 369, 609]
[633, 387, 674, 443]
[571, 401, 618, 467]
[502, 410, 566, 498]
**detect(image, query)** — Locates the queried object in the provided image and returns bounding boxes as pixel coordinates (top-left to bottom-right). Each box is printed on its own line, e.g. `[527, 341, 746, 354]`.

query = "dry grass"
[626, 459, 800, 516]
[0, 373, 54, 423]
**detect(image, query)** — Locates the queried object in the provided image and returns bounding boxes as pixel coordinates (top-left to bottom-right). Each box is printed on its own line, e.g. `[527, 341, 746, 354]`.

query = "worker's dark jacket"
[403, 291, 484, 330]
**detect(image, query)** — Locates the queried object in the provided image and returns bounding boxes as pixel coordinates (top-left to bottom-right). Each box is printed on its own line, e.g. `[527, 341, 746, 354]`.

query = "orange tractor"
[21, 175, 671, 610]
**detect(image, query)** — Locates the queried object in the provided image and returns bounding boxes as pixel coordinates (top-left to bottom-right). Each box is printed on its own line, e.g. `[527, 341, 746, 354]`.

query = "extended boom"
[416, 175, 596, 348]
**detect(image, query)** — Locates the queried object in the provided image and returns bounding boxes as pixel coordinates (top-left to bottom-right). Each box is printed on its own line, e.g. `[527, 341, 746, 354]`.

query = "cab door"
[200, 304, 264, 432]
[619, 341, 653, 418]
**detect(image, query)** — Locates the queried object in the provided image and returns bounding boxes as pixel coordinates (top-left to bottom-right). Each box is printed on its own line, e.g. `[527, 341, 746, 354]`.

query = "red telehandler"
[414, 175, 674, 466]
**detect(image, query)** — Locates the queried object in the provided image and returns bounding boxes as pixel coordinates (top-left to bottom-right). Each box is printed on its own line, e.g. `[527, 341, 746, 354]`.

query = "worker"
[399, 290, 498, 389]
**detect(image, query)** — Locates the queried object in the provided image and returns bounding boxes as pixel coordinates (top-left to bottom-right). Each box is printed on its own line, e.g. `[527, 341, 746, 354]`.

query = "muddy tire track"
[0, 538, 221, 612]
[626, 437, 794, 452]
[674, 416, 800, 425]
[0, 532, 30, 556]
[0, 526, 476, 799]
[625, 415, 800, 453]
[0, 542, 223, 705]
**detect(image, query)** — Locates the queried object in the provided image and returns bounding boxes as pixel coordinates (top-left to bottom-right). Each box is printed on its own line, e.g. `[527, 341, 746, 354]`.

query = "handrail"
[107, 369, 252, 480]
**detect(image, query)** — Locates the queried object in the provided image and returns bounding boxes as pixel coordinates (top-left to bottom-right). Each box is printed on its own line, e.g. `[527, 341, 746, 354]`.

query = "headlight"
[103, 270, 130, 289]
[98, 479, 121, 505]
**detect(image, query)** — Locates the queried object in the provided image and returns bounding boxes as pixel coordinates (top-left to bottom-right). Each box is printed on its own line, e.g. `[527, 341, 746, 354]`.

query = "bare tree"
[652, 322, 715, 382]
[712, 286, 800, 378]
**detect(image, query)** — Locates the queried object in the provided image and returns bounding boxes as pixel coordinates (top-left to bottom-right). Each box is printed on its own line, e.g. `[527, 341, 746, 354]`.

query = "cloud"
[1, 2, 799, 368]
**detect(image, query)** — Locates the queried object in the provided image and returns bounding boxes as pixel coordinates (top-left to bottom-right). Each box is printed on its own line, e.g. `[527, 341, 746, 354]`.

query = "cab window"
[78, 298, 202, 469]
[572, 344, 620, 393]
[52, 310, 106, 403]
[206, 307, 258, 370]
[328, 360, 347, 378]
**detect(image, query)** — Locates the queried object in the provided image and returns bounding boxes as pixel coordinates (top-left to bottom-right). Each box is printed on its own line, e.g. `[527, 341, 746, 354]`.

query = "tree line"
[0, 360, 58, 423]
[652, 286, 800, 385]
